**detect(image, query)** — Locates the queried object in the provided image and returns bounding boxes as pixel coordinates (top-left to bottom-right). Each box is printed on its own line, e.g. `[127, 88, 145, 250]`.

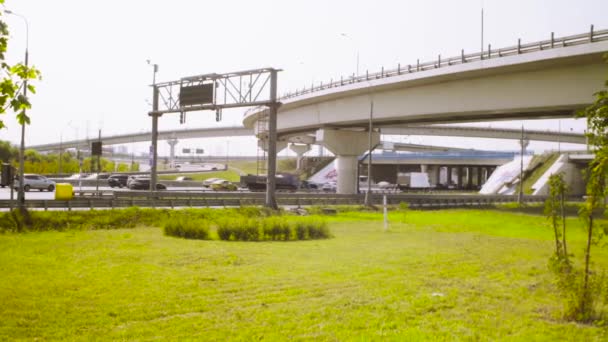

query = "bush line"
[215, 216, 330, 242]
[0, 207, 331, 242]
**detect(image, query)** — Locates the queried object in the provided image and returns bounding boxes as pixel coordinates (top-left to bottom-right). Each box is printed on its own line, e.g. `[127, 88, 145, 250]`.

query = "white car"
[322, 181, 337, 192]
[14, 174, 56, 192]
[202, 177, 224, 187]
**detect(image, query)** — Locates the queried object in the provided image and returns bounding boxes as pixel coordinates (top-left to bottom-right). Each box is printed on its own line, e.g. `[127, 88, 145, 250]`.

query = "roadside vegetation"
[522, 152, 560, 194]
[0, 143, 137, 173]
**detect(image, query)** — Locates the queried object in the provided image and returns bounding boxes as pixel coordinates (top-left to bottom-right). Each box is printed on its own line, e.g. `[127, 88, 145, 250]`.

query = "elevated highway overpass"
[29, 123, 584, 152]
[27, 29, 605, 195]
[242, 28, 607, 193]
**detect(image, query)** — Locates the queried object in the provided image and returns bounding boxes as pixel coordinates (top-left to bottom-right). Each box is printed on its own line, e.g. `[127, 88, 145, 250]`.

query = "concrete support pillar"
[447, 166, 453, 185]
[477, 167, 482, 187]
[289, 143, 311, 171]
[420, 164, 428, 173]
[316, 128, 380, 194]
[427, 165, 439, 187]
[436, 166, 442, 186]
[167, 138, 178, 169]
[467, 167, 473, 189]
[336, 155, 359, 194]
[457, 167, 463, 189]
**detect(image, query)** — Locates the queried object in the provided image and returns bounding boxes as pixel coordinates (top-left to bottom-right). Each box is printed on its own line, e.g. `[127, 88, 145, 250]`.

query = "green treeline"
[0, 140, 138, 173]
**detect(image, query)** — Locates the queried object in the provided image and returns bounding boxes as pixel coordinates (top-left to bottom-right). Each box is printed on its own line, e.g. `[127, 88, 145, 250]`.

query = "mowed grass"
[1, 209, 607, 340]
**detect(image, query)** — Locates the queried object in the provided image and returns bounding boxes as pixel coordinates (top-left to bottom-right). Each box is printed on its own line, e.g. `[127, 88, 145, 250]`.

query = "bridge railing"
[280, 26, 608, 100]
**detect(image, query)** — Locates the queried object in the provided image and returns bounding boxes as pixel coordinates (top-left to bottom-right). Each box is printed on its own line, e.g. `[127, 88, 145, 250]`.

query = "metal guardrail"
[0, 192, 569, 211]
[280, 26, 608, 100]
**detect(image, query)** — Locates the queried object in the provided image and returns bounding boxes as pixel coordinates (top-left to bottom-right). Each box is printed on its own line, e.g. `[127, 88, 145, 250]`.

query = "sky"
[0, 0, 607, 157]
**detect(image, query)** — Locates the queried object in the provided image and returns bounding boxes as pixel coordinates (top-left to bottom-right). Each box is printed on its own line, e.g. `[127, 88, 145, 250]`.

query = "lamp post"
[364, 100, 374, 206]
[340, 33, 360, 76]
[5, 10, 29, 209]
[147, 60, 159, 192]
[58, 121, 74, 174]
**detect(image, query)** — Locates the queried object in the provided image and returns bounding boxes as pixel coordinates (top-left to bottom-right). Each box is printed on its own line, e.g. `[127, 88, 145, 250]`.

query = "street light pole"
[364, 100, 374, 206]
[340, 33, 359, 76]
[5, 10, 29, 210]
[147, 61, 159, 192]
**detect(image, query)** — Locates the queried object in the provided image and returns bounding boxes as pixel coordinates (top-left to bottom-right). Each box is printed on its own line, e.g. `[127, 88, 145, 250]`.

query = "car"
[66, 173, 85, 179]
[127, 176, 167, 190]
[13, 174, 56, 192]
[85, 173, 110, 180]
[322, 181, 337, 192]
[299, 180, 319, 190]
[210, 179, 237, 191]
[107, 174, 130, 188]
[175, 176, 194, 181]
[202, 177, 223, 187]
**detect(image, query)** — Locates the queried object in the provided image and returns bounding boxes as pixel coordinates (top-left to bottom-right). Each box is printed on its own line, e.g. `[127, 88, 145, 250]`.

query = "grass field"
[1, 209, 607, 340]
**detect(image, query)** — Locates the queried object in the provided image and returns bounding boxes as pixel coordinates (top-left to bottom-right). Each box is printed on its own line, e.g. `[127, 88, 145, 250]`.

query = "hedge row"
[0, 207, 276, 233]
[1, 208, 331, 242]
[163, 219, 210, 240]
[215, 216, 330, 241]
[0, 207, 168, 232]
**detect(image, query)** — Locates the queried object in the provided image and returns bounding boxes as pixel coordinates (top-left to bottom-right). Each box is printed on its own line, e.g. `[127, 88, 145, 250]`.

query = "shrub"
[216, 219, 234, 241]
[262, 217, 291, 241]
[306, 219, 330, 239]
[164, 219, 210, 240]
[293, 219, 308, 240]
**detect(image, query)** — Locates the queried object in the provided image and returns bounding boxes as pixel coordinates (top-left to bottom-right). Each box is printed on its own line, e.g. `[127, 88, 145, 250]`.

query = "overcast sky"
[0, 0, 607, 156]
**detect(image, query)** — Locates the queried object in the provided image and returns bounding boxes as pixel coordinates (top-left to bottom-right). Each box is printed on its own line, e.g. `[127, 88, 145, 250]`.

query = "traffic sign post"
[148, 68, 281, 209]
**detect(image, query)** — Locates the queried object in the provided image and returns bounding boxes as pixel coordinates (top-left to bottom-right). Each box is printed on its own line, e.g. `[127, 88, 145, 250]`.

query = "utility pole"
[150, 85, 159, 191]
[6, 10, 29, 211]
[364, 100, 374, 206]
[149, 62, 159, 192]
[518, 125, 525, 204]
[96, 129, 101, 194]
[481, 7, 484, 57]
[266, 69, 279, 209]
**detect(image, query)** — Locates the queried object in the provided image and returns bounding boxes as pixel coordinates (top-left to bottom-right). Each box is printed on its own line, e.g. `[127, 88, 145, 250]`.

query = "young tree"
[545, 173, 569, 263]
[574, 54, 608, 321]
[0, 1, 41, 130]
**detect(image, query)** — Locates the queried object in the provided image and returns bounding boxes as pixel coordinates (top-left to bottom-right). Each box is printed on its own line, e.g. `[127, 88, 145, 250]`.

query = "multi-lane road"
[0, 185, 218, 201]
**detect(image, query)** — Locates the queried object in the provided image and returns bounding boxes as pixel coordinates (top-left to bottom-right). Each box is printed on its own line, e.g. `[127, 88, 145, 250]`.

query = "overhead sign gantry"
[148, 67, 281, 209]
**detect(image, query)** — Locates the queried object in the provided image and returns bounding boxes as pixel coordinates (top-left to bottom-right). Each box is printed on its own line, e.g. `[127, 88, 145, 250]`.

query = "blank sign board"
[179, 83, 214, 106]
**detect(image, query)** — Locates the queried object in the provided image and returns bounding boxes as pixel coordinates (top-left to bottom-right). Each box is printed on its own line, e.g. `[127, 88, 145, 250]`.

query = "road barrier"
[0, 191, 572, 211]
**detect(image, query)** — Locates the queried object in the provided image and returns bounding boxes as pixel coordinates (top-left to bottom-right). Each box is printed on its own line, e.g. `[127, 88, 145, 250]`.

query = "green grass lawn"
[1, 209, 607, 340]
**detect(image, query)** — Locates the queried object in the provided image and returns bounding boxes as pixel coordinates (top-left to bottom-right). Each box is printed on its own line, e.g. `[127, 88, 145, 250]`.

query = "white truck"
[397, 172, 431, 189]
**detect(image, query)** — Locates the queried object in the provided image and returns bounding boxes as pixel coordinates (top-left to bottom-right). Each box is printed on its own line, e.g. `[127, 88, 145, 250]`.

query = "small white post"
[383, 195, 388, 231]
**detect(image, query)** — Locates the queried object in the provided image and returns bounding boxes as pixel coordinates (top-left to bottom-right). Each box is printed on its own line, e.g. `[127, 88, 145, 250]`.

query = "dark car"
[127, 176, 167, 190]
[107, 174, 130, 188]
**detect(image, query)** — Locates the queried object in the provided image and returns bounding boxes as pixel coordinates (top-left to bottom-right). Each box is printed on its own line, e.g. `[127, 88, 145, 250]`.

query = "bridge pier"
[289, 143, 311, 171]
[316, 129, 380, 194]
[167, 138, 178, 169]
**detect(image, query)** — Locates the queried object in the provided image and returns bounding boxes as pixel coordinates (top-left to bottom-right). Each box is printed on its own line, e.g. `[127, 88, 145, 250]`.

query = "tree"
[0, 0, 42, 130]
[573, 54, 608, 322]
[0, 139, 18, 161]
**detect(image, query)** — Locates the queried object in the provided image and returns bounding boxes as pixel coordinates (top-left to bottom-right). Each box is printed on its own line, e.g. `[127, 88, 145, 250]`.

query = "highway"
[0, 185, 219, 201]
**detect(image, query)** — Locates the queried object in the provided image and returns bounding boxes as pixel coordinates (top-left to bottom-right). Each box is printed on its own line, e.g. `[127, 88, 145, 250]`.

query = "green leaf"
[27, 85, 36, 94]
[16, 111, 30, 125]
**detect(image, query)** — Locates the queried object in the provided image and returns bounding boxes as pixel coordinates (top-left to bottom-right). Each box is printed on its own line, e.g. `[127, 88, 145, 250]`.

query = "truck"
[240, 173, 300, 192]
[397, 172, 431, 189]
